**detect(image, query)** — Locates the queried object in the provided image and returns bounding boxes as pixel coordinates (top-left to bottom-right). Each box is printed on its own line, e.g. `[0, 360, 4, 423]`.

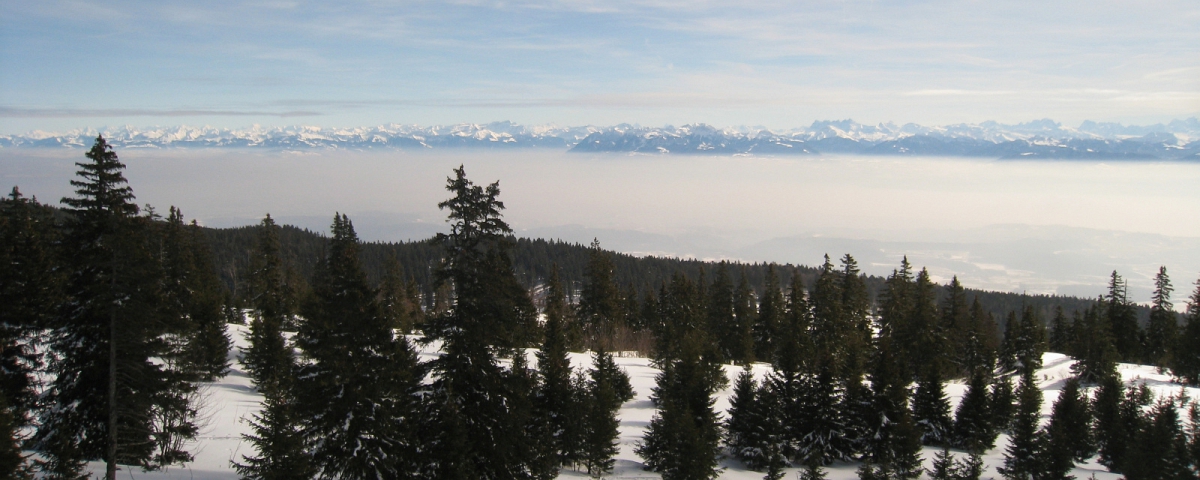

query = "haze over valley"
[4, 146, 1196, 302]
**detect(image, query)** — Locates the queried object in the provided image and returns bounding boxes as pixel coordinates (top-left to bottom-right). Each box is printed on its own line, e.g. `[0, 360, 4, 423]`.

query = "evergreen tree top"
[436, 165, 511, 259]
[61, 135, 138, 219]
[1152, 266, 1173, 313]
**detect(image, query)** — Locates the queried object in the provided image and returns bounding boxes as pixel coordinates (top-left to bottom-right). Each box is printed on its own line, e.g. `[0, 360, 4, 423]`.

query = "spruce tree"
[157, 208, 230, 387]
[1048, 306, 1069, 354]
[732, 271, 758, 364]
[1145, 266, 1178, 367]
[535, 267, 581, 470]
[927, 447, 985, 480]
[378, 253, 417, 334]
[1124, 399, 1193, 479]
[927, 447, 955, 480]
[37, 136, 193, 479]
[591, 347, 634, 405]
[183, 220, 233, 381]
[811, 256, 868, 457]
[962, 297, 1000, 379]
[997, 371, 1042, 480]
[767, 272, 810, 462]
[0, 186, 60, 475]
[579, 239, 621, 348]
[1105, 271, 1143, 363]
[1173, 277, 1200, 385]
[636, 331, 726, 480]
[507, 352, 552, 480]
[294, 214, 424, 478]
[760, 389, 789, 480]
[145, 208, 213, 468]
[810, 255, 844, 367]
[863, 328, 922, 477]
[988, 375, 1016, 434]
[582, 352, 624, 477]
[708, 262, 738, 363]
[422, 166, 541, 477]
[1070, 302, 1118, 384]
[941, 277, 971, 375]
[838, 255, 873, 456]
[952, 367, 996, 452]
[1009, 305, 1047, 376]
[653, 272, 709, 363]
[232, 384, 314, 479]
[725, 367, 761, 468]
[911, 366, 953, 446]
[796, 359, 852, 464]
[1094, 379, 1150, 472]
[1038, 377, 1091, 479]
[799, 460, 827, 480]
[999, 311, 1020, 374]
[241, 215, 295, 389]
[754, 265, 785, 364]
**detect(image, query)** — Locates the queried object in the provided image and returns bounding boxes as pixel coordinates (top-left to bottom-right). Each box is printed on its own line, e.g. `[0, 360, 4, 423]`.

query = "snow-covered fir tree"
[294, 214, 424, 478]
[951, 367, 996, 452]
[637, 331, 726, 480]
[997, 371, 1042, 480]
[421, 166, 542, 478]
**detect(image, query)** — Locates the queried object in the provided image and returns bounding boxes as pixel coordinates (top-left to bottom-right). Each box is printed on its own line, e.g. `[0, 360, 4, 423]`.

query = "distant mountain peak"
[3, 118, 1197, 159]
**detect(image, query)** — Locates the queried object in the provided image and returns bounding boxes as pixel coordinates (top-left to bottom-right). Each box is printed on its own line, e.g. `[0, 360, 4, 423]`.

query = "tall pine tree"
[1145, 266, 1177, 368]
[1105, 271, 1143, 363]
[1037, 377, 1092, 479]
[37, 136, 195, 479]
[241, 214, 296, 390]
[952, 367, 996, 452]
[582, 348, 628, 477]
[1124, 399, 1194, 479]
[1069, 301, 1118, 384]
[997, 371, 1042, 480]
[294, 214, 424, 478]
[754, 265, 785, 364]
[579, 239, 621, 349]
[421, 166, 542, 477]
[637, 331, 726, 480]
[535, 266, 582, 471]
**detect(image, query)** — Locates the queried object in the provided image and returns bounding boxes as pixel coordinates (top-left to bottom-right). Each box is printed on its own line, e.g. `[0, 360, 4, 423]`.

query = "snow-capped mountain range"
[4, 118, 1199, 159]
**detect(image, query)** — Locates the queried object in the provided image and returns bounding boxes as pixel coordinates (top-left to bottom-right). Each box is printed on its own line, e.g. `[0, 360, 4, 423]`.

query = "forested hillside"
[201, 223, 1142, 327]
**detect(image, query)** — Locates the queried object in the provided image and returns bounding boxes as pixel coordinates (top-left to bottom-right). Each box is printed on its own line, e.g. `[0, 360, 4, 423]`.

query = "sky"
[2, 0, 1199, 134]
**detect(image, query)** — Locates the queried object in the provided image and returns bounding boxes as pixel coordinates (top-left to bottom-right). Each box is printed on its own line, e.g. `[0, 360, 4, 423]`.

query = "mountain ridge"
[4, 118, 1199, 159]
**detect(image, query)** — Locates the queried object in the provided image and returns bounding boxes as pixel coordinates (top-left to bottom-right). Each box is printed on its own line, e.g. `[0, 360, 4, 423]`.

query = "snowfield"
[73, 324, 1198, 479]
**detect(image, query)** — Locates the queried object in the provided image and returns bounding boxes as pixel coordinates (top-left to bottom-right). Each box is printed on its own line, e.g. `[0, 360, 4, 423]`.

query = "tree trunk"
[107, 269, 118, 480]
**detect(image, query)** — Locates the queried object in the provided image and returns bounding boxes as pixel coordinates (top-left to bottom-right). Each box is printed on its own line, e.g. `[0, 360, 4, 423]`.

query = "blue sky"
[2, 0, 1197, 134]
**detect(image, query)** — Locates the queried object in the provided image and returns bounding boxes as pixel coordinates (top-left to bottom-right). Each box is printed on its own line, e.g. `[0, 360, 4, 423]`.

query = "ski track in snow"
[75, 324, 1196, 479]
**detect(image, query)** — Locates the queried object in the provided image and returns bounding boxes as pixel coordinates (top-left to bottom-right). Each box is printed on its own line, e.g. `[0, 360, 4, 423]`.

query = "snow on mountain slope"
[5, 119, 1198, 159]
[73, 324, 1198, 479]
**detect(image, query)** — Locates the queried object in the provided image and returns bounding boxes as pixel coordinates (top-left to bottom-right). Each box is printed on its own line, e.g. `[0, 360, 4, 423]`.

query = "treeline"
[199, 219, 1139, 333]
[4, 137, 1200, 480]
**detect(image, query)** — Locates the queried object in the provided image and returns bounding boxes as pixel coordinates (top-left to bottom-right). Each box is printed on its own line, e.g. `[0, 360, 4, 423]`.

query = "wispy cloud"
[0, 107, 322, 118]
[1, 0, 1197, 131]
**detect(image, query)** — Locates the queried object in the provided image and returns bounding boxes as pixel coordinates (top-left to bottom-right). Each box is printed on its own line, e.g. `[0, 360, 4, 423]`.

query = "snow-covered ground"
[74, 325, 1198, 479]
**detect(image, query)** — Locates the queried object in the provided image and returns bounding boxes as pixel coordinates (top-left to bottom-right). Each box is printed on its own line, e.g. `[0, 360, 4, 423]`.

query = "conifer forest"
[5, 136, 1200, 480]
